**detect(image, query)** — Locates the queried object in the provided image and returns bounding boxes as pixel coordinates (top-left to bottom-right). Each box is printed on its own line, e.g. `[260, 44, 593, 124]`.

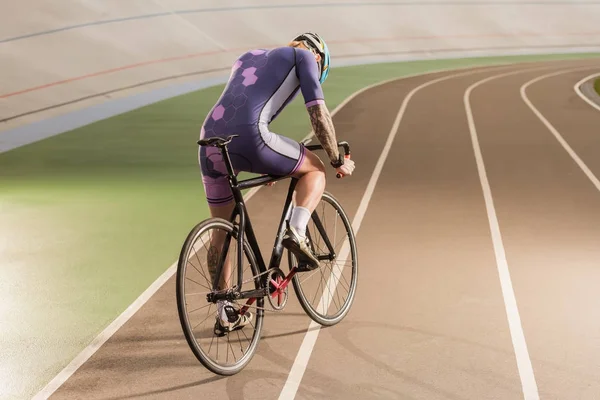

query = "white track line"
[32, 61, 522, 400]
[32, 264, 176, 399]
[574, 72, 600, 112]
[153, 0, 230, 52]
[464, 68, 553, 400]
[279, 65, 518, 400]
[521, 68, 600, 192]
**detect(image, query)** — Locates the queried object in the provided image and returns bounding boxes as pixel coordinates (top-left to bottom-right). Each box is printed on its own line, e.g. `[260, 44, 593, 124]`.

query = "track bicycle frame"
[199, 136, 350, 312]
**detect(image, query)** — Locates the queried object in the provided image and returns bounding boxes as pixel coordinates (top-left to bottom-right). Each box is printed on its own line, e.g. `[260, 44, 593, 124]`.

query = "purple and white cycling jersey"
[199, 46, 325, 206]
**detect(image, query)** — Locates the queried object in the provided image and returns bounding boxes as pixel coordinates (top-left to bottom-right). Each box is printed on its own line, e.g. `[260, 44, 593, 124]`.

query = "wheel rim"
[292, 194, 357, 322]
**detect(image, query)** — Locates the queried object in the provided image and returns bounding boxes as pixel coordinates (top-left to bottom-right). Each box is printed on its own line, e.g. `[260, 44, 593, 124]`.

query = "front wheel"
[288, 192, 358, 326]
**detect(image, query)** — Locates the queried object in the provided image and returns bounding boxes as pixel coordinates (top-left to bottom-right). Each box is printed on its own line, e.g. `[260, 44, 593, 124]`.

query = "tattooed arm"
[307, 103, 340, 164]
[293, 47, 340, 164]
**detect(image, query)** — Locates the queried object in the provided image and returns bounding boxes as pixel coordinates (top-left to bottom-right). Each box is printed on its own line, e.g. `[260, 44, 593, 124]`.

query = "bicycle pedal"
[213, 319, 228, 336]
[296, 261, 318, 272]
[223, 305, 239, 323]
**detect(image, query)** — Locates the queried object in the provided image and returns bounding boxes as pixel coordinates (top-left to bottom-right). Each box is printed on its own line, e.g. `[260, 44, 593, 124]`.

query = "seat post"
[218, 143, 244, 203]
[218, 144, 237, 182]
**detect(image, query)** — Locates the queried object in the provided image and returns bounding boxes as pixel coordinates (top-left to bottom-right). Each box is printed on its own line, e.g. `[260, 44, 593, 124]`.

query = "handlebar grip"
[339, 141, 350, 157]
[336, 154, 351, 179]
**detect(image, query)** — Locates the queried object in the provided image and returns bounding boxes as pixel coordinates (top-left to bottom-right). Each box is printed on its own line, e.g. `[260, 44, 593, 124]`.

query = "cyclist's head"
[288, 32, 330, 84]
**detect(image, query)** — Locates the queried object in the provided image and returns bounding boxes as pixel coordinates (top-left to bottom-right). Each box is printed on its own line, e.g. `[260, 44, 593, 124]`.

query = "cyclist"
[199, 32, 355, 333]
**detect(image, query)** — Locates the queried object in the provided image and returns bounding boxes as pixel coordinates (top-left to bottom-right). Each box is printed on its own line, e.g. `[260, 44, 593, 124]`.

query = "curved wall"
[1, 1, 600, 128]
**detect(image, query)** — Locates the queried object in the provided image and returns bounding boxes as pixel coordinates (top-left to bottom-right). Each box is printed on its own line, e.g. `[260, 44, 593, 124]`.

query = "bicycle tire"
[176, 217, 264, 375]
[289, 192, 358, 326]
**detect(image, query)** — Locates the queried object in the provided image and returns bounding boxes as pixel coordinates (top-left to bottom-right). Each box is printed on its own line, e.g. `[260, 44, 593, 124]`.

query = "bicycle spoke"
[321, 250, 351, 312]
[199, 235, 219, 288]
[185, 262, 211, 291]
[317, 267, 329, 314]
[234, 329, 243, 354]
[187, 247, 207, 281]
[188, 303, 212, 314]
[208, 331, 215, 355]
[239, 325, 251, 345]
[311, 270, 324, 306]
[193, 304, 215, 330]
[226, 335, 230, 363]
[321, 266, 341, 313]
[195, 260, 215, 294]
[297, 267, 322, 285]
[230, 336, 239, 363]
[330, 263, 347, 309]
[192, 242, 213, 289]
[327, 260, 351, 294]
[185, 291, 211, 296]
[333, 235, 347, 255]
[185, 276, 208, 289]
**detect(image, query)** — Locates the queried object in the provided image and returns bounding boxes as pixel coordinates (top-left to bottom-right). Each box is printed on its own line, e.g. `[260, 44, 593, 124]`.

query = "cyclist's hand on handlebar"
[335, 157, 355, 178]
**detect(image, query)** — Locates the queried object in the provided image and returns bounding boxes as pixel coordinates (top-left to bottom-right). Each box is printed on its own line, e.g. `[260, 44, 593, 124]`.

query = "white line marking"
[279, 65, 517, 399]
[464, 68, 552, 400]
[32, 61, 525, 399]
[521, 68, 600, 192]
[574, 72, 600, 112]
[152, 0, 230, 52]
[31, 263, 178, 400]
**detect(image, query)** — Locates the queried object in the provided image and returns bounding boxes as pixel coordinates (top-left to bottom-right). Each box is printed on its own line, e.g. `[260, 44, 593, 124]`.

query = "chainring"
[266, 268, 289, 311]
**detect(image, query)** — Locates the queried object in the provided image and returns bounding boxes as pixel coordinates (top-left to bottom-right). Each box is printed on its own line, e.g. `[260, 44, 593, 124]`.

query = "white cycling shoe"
[214, 300, 253, 336]
[282, 225, 320, 271]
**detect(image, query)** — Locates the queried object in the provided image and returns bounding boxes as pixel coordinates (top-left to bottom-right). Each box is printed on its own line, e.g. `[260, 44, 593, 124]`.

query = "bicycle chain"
[235, 302, 285, 313]
[215, 268, 292, 313]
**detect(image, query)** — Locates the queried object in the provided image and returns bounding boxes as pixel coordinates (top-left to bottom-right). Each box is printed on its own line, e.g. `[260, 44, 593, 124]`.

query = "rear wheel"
[288, 192, 358, 326]
[176, 218, 264, 375]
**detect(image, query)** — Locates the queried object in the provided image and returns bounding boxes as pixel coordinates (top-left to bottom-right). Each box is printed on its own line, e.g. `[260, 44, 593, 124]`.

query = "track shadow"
[326, 319, 521, 399]
[261, 326, 319, 340]
[327, 318, 600, 396]
[224, 339, 419, 400]
[106, 323, 313, 345]
[99, 375, 225, 400]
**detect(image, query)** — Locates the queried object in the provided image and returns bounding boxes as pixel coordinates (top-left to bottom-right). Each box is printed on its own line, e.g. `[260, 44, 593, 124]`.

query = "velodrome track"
[33, 58, 600, 400]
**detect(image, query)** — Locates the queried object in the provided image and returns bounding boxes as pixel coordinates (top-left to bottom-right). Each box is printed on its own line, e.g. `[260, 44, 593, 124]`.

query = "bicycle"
[175, 134, 358, 375]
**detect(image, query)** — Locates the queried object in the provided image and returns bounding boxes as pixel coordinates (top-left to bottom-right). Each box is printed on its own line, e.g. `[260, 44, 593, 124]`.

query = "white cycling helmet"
[291, 32, 331, 84]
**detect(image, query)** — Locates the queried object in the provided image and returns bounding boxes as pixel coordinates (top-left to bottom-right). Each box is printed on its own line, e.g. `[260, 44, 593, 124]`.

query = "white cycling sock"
[289, 206, 311, 238]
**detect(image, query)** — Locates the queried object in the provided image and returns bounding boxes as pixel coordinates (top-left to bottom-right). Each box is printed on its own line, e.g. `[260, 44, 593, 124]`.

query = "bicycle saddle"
[197, 134, 239, 147]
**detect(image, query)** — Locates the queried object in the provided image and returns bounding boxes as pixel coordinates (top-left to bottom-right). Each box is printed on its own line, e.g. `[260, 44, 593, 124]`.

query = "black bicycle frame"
[205, 139, 349, 302]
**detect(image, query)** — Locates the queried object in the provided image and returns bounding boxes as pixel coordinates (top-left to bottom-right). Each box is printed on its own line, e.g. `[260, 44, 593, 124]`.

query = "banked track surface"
[46, 58, 600, 400]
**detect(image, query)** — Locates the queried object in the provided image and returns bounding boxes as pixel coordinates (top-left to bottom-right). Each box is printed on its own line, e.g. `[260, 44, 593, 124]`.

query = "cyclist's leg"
[199, 145, 237, 290]
[200, 145, 254, 329]
[207, 201, 235, 291]
[280, 149, 326, 268]
[290, 149, 326, 215]
[249, 129, 326, 267]
[251, 129, 325, 218]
